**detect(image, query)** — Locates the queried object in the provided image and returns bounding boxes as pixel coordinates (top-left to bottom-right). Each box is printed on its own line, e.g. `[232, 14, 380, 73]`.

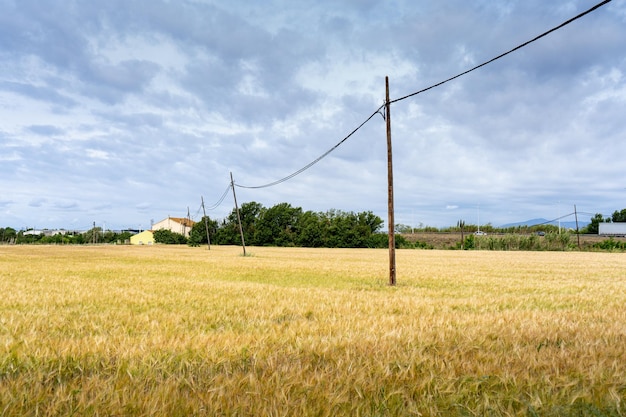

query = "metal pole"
[386, 76, 396, 286]
[230, 172, 247, 256]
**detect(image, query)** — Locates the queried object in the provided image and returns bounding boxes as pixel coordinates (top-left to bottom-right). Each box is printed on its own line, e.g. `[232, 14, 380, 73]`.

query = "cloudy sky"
[1, 0, 625, 231]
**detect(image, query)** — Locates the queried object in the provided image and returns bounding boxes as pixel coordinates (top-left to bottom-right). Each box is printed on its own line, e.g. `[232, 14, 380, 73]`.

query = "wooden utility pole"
[458, 219, 466, 250]
[574, 204, 580, 249]
[230, 172, 247, 256]
[186, 207, 191, 237]
[201, 196, 211, 250]
[386, 76, 396, 286]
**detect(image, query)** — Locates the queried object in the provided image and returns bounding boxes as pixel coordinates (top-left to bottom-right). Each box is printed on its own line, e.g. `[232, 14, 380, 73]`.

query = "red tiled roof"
[168, 217, 196, 227]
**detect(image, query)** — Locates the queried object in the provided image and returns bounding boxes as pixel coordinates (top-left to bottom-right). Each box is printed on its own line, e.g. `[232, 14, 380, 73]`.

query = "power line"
[390, 0, 612, 104]
[203, 184, 232, 211]
[534, 213, 576, 226]
[193, 203, 203, 220]
[235, 109, 382, 189]
[234, 0, 611, 190]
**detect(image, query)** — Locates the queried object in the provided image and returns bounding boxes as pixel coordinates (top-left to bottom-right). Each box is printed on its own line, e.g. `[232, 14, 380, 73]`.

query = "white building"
[152, 217, 195, 237]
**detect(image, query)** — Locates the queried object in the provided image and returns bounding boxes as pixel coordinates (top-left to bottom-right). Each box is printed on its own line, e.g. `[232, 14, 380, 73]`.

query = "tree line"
[0, 202, 393, 248]
[0, 228, 134, 245]
[2, 206, 625, 249]
[187, 202, 391, 248]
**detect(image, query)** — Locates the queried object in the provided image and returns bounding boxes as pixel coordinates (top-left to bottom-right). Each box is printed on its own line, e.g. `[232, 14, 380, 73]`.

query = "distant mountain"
[500, 218, 589, 230]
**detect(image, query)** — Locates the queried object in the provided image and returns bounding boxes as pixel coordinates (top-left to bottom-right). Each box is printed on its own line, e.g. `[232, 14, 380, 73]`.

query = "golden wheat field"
[0, 245, 625, 416]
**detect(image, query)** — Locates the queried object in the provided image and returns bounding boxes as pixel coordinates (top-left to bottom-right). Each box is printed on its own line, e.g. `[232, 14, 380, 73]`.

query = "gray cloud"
[28, 198, 47, 208]
[27, 125, 65, 136]
[1, 0, 624, 230]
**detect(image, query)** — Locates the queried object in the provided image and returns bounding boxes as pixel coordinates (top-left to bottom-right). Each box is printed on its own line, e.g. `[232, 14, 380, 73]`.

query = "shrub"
[153, 229, 188, 244]
[593, 238, 626, 251]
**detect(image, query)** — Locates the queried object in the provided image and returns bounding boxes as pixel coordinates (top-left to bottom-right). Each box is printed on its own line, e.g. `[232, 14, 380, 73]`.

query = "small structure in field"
[130, 230, 154, 245]
[598, 222, 626, 236]
[599, 223, 626, 237]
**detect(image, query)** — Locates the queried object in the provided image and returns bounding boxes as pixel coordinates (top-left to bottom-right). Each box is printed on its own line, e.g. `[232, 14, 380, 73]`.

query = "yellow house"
[130, 230, 154, 245]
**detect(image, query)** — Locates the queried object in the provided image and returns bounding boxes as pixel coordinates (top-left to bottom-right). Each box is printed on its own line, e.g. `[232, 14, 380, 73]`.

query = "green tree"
[463, 234, 475, 250]
[16, 230, 43, 244]
[188, 216, 219, 247]
[40, 233, 65, 244]
[214, 201, 264, 245]
[153, 229, 187, 244]
[319, 209, 348, 247]
[296, 211, 324, 247]
[458, 220, 466, 250]
[116, 231, 133, 244]
[345, 211, 382, 247]
[358, 211, 384, 234]
[366, 233, 413, 249]
[254, 203, 302, 246]
[611, 208, 626, 222]
[82, 227, 102, 244]
[0, 227, 17, 243]
[585, 213, 606, 234]
[70, 232, 86, 244]
[100, 230, 119, 244]
[317, 209, 383, 248]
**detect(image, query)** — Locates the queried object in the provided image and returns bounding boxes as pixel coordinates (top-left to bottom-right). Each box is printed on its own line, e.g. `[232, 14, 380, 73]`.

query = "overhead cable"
[578, 211, 603, 217]
[534, 213, 575, 226]
[234, 0, 610, 190]
[193, 204, 203, 219]
[235, 108, 383, 189]
[204, 184, 232, 210]
[390, 0, 612, 104]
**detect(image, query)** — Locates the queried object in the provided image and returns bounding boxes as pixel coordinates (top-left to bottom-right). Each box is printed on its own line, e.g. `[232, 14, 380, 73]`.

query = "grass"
[1, 245, 625, 416]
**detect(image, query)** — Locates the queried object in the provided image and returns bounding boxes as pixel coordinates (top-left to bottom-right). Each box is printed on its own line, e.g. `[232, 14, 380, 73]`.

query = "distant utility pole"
[201, 196, 211, 250]
[458, 220, 466, 250]
[386, 76, 396, 286]
[230, 172, 247, 256]
[186, 207, 191, 237]
[574, 204, 580, 249]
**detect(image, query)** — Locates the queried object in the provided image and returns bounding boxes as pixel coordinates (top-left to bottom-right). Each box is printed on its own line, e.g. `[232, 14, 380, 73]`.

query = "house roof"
[167, 217, 196, 227]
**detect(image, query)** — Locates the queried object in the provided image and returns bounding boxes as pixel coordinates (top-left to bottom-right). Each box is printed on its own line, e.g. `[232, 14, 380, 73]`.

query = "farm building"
[152, 217, 195, 237]
[130, 230, 154, 245]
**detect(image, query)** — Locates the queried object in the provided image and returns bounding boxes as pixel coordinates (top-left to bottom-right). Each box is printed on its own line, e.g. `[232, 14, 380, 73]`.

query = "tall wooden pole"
[574, 204, 580, 249]
[230, 172, 247, 256]
[386, 76, 396, 286]
[201, 196, 211, 250]
[186, 207, 191, 237]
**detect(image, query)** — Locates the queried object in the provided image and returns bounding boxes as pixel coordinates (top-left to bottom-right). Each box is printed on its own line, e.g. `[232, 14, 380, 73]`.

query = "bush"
[593, 238, 626, 251]
[153, 229, 188, 244]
